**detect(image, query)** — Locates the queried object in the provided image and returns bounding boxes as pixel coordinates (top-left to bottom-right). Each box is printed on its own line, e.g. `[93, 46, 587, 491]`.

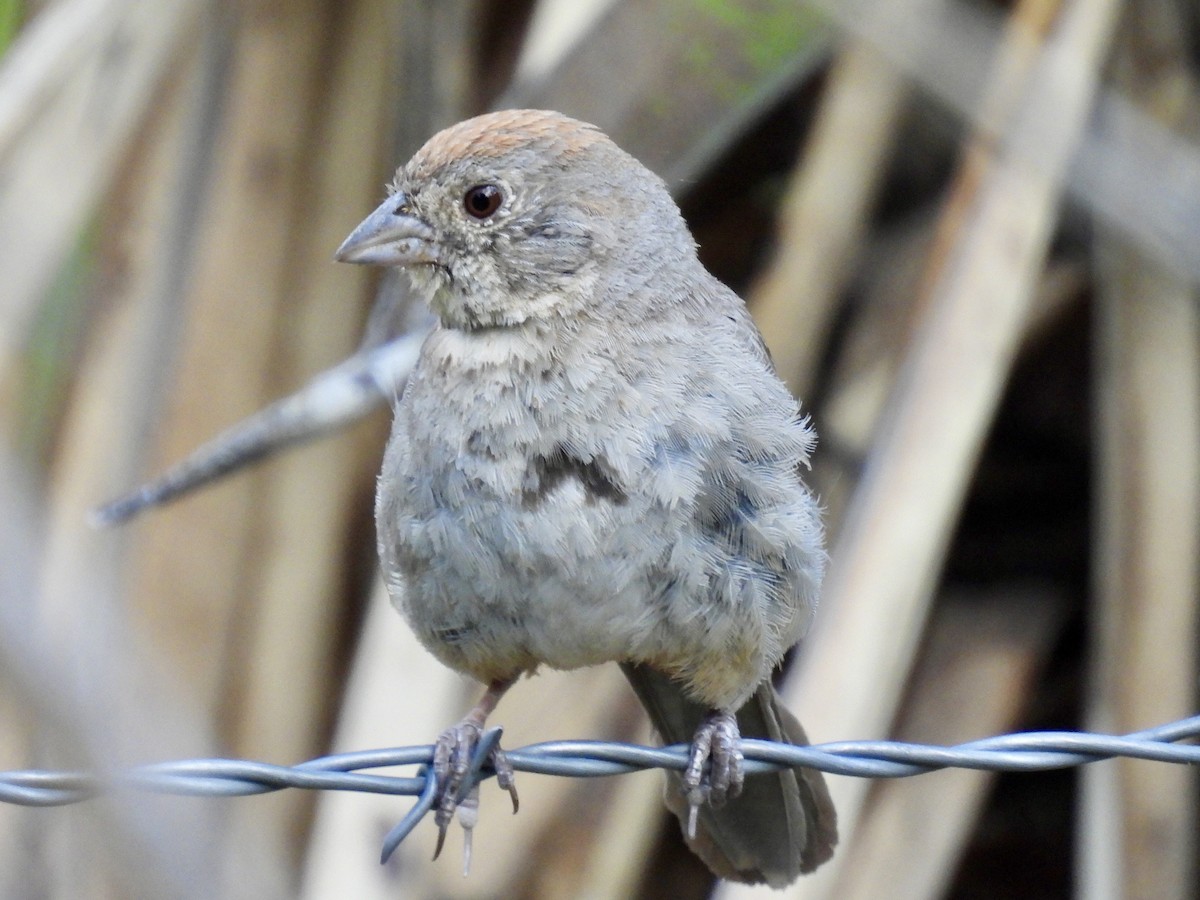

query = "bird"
[335, 108, 836, 886]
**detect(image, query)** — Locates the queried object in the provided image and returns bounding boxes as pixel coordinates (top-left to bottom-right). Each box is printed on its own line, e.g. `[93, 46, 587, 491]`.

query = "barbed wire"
[5, 715, 1199, 860]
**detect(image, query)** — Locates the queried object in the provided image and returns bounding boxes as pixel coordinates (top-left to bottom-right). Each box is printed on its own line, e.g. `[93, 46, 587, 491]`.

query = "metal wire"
[4, 715, 1199, 813]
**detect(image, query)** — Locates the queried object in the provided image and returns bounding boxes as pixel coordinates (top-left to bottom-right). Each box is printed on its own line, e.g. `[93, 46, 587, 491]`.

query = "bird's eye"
[463, 184, 503, 219]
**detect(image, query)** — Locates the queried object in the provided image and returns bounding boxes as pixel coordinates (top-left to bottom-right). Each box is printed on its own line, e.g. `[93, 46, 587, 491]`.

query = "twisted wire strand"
[4, 715, 1198, 811]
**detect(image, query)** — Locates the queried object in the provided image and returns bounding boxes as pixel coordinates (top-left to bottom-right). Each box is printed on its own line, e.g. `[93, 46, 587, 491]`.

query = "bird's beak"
[335, 194, 439, 267]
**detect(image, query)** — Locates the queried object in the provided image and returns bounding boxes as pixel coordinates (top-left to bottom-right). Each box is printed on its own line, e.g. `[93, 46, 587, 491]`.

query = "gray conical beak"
[335, 194, 439, 267]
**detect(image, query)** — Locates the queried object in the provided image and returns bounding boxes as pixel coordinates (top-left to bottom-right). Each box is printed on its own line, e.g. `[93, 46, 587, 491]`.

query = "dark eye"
[463, 184, 503, 219]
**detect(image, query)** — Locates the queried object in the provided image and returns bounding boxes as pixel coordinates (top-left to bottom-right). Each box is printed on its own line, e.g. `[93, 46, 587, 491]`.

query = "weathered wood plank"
[750, 0, 949, 399]
[1083, 7, 1200, 894]
[837, 590, 1066, 900]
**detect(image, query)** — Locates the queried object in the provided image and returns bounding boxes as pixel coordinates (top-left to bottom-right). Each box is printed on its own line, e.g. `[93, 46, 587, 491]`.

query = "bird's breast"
[379, 322, 671, 677]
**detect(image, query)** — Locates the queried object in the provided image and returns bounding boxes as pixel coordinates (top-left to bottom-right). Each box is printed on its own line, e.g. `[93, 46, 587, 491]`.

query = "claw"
[492, 746, 519, 814]
[431, 721, 483, 847]
[433, 820, 449, 861]
[682, 710, 744, 836]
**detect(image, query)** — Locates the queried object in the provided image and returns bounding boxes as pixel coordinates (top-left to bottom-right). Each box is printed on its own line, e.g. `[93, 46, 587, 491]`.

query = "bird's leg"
[432, 676, 519, 864]
[681, 709, 744, 839]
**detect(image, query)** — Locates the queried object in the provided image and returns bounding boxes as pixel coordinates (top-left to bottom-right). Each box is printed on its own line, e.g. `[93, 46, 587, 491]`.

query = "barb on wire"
[3, 716, 1199, 860]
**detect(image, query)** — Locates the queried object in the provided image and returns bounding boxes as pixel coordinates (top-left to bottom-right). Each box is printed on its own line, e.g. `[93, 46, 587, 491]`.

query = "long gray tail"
[620, 663, 837, 887]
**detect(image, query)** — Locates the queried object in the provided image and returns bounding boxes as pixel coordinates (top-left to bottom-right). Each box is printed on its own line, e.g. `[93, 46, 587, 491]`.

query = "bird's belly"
[392, 477, 671, 680]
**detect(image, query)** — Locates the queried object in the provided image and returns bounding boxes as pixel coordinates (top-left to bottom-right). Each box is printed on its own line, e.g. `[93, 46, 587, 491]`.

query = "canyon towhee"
[336, 109, 836, 886]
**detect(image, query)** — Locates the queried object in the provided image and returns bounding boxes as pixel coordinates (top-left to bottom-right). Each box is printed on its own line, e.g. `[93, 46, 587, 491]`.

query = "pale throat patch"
[424, 321, 553, 372]
[415, 267, 598, 333]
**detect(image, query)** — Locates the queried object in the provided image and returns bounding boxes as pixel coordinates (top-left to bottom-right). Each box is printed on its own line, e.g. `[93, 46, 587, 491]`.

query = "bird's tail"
[620, 663, 837, 887]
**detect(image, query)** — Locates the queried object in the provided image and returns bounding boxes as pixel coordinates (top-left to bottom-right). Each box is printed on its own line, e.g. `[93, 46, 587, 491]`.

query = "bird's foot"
[682, 709, 744, 839]
[429, 679, 519, 872]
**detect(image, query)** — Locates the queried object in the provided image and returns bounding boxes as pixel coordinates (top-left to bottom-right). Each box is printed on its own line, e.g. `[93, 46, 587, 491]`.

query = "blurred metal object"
[93, 331, 423, 524]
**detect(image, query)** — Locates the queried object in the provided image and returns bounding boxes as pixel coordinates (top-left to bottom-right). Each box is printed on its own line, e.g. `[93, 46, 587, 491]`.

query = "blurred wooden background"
[1, 0, 1197, 898]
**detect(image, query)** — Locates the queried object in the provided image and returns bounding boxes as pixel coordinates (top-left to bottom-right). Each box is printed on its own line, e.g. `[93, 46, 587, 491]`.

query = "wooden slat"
[1082, 6, 1200, 895]
[749, 0, 948, 399]
[1086, 236, 1199, 900]
[716, 1, 1121, 897]
[817, 233, 1085, 530]
[837, 590, 1067, 899]
[0, 682, 33, 900]
[83, 0, 397, 891]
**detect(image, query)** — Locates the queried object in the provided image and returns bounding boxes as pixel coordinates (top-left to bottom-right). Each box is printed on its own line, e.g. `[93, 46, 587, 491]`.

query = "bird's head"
[335, 109, 692, 330]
